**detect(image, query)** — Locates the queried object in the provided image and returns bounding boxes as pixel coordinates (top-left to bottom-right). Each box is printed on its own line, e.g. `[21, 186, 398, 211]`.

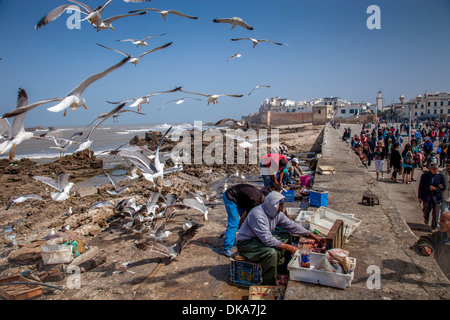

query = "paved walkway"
[284, 123, 450, 300]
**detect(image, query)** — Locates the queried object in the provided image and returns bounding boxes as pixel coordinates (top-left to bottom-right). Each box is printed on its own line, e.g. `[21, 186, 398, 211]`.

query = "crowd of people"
[340, 120, 450, 279]
[218, 120, 449, 286]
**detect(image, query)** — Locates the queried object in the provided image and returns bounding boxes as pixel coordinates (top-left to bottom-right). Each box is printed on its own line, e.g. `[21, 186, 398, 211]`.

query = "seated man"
[417, 211, 450, 280]
[236, 191, 322, 285]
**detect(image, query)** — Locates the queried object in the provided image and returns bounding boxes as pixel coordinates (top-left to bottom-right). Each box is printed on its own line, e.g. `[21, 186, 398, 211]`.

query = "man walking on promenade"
[418, 162, 447, 230]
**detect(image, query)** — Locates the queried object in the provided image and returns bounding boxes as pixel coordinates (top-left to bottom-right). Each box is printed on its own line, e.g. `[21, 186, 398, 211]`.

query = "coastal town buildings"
[386, 91, 450, 122]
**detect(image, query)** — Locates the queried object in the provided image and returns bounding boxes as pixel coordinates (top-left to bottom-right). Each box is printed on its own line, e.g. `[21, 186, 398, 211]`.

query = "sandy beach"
[0, 123, 323, 300]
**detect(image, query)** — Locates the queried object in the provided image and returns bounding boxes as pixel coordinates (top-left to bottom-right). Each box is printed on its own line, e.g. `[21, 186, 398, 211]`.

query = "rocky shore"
[0, 123, 323, 300]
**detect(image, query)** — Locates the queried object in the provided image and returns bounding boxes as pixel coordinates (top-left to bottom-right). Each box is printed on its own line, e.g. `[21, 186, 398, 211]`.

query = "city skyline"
[0, 0, 449, 127]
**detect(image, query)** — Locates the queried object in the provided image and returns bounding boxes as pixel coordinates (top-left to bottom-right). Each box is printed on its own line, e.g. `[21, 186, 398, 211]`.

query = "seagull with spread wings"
[227, 52, 241, 61]
[128, 8, 198, 20]
[44, 56, 130, 116]
[134, 223, 200, 259]
[213, 17, 253, 30]
[248, 85, 271, 96]
[35, 0, 152, 30]
[116, 33, 166, 47]
[180, 89, 243, 106]
[215, 118, 249, 131]
[97, 42, 172, 67]
[94, 11, 148, 31]
[104, 170, 140, 195]
[72, 103, 127, 156]
[0, 88, 41, 160]
[120, 126, 172, 189]
[107, 86, 182, 111]
[158, 97, 201, 110]
[33, 172, 75, 202]
[182, 191, 209, 221]
[231, 37, 286, 48]
[6, 194, 44, 211]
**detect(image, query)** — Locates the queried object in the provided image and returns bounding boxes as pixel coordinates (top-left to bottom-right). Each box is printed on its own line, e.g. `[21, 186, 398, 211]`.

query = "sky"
[0, 0, 449, 127]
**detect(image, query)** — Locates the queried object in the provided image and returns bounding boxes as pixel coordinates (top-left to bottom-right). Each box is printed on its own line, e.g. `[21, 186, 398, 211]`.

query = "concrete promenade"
[284, 123, 450, 300]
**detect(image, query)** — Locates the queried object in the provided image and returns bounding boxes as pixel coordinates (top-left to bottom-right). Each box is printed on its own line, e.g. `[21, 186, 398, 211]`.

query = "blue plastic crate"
[230, 259, 262, 286]
[309, 190, 328, 207]
[282, 190, 295, 202]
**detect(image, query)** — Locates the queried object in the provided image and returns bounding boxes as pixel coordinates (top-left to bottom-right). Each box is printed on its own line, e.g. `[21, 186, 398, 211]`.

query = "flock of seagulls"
[1, 0, 290, 261]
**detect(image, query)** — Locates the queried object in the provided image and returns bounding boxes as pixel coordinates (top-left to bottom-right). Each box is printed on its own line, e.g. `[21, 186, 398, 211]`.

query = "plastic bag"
[326, 249, 351, 274]
[315, 256, 336, 273]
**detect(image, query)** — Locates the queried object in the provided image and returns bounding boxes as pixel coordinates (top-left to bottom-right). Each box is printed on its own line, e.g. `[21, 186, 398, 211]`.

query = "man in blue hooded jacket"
[236, 191, 322, 285]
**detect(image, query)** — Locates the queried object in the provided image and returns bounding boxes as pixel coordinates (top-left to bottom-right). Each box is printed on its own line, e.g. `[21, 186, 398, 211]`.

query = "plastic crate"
[282, 190, 295, 202]
[307, 207, 361, 239]
[41, 245, 73, 265]
[309, 190, 328, 207]
[287, 251, 356, 289]
[230, 258, 262, 286]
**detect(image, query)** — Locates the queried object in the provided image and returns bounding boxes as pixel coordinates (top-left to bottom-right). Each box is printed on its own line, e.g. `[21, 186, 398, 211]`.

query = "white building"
[259, 94, 377, 119]
[388, 91, 450, 122]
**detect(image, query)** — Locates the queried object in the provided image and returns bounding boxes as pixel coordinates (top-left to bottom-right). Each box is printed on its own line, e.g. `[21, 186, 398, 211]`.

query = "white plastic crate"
[41, 245, 74, 265]
[307, 207, 361, 239]
[285, 207, 314, 229]
[287, 251, 356, 289]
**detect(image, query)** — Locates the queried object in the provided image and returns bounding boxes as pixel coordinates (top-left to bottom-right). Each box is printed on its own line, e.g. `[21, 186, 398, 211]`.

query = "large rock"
[8, 240, 47, 263]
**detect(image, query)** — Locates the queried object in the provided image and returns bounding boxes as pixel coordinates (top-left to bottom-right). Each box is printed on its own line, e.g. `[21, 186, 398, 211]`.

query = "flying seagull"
[182, 191, 209, 221]
[120, 126, 172, 189]
[33, 172, 75, 202]
[72, 103, 127, 155]
[35, 130, 80, 157]
[116, 33, 167, 47]
[35, 2, 90, 30]
[227, 52, 241, 61]
[35, 0, 152, 30]
[6, 194, 44, 211]
[213, 17, 253, 30]
[0, 88, 41, 160]
[180, 89, 243, 106]
[45, 56, 130, 116]
[94, 11, 148, 31]
[86, 109, 145, 126]
[107, 86, 182, 111]
[104, 170, 140, 195]
[248, 85, 271, 96]
[231, 37, 285, 48]
[97, 42, 172, 66]
[49, 136, 78, 157]
[0, 118, 10, 139]
[134, 223, 200, 259]
[158, 97, 201, 110]
[128, 8, 198, 20]
[215, 118, 249, 131]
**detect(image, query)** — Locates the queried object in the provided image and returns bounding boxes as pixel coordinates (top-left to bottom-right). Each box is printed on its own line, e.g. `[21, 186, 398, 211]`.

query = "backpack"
[405, 152, 414, 165]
